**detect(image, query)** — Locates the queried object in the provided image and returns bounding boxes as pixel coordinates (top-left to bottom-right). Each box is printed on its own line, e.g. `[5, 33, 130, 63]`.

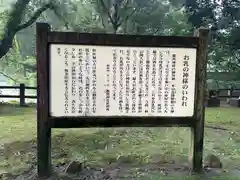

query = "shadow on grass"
[0, 104, 36, 117]
[1, 128, 188, 175]
[1, 128, 240, 179]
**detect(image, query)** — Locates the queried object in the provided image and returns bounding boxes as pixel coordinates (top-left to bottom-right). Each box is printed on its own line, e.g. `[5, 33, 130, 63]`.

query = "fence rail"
[210, 88, 240, 98]
[0, 83, 37, 106]
[0, 83, 240, 107]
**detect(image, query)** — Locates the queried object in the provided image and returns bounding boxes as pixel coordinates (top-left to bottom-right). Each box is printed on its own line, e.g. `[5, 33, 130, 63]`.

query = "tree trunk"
[0, 0, 54, 59]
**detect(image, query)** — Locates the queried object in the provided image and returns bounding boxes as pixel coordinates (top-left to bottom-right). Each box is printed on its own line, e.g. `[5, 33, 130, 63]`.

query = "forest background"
[0, 0, 240, 89]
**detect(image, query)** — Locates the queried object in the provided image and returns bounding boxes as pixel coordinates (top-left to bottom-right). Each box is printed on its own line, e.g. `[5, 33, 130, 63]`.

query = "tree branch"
[99, 0, 138, 33]
[0, 71, 18, 83]
[50, 0, 81, 31]
[16, 3, 54, 32]
[18, 62, 36, 71]
[51, 5, 70, 30]
[96, 0, 106, 31]
[152, 28, 161, 35]
[0, 0, 55, 59]
[0, 0, 30, 59]
[99, 0, 115, 28]
[118, 8, 137, 27]
[98, 10, 107, 31]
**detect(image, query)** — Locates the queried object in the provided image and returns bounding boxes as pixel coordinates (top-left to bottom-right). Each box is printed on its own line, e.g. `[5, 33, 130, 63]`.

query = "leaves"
[185, 0, 240, 83]
[1, 0, 238, 85]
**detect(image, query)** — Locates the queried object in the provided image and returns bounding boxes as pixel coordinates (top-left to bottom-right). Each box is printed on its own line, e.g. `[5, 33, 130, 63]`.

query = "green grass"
[0, 104, 240, 179]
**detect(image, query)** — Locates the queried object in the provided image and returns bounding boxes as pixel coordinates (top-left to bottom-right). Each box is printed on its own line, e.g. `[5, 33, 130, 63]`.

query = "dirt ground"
[2, 161, 240, 180]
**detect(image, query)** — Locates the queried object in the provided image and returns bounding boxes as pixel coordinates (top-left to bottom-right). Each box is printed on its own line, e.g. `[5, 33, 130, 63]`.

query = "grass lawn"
[0, 104, 240, 179]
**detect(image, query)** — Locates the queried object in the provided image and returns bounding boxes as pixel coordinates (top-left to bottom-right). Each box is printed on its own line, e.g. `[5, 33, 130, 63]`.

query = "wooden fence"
[0, 83, 240, 107]
[0, 83, 37, 106]
[210, 88, 240, 98]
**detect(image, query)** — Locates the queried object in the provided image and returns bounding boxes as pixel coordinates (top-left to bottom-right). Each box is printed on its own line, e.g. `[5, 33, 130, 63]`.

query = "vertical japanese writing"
[92, 48, 97, 113]
[112, 49, 117, 101]
[105, 64, 110, 111]
[125, 49, 130, 113]
[171, 84, 176, 113]
[170, 54, 176, 113]
[172, 54, 176, 81]
[71, 48, 77, 114]
[85, 48, 90, 114]
[164, 51, 170, 114]
[151, 50, 157, 113]
[57, 47, 61, 56]
[64, 48, 69, 114]
[157, 51, 163, 113]
[78, 48, 83, 114]
[132, 50, 137, 113]
[144, 50, 150, 113]
[138, 50, 144, 113]
[51, 45, 199, 117]
[119, 49, 124, 112]
[182, 55, 189, 106]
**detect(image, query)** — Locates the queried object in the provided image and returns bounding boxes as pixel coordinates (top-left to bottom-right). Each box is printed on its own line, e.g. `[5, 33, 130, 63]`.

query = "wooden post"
[189, 28, 210, 173]
[19, 83, 25, 106]
[230, 87, 233, 98]
[36, 22, 52, 178]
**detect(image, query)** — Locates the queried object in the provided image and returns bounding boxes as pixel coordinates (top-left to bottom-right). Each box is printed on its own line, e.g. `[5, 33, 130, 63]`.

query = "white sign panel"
[49, 44, 197, 117]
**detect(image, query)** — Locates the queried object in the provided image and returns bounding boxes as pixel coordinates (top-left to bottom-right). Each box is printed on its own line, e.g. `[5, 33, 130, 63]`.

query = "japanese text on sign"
[50, 45, 197, 117]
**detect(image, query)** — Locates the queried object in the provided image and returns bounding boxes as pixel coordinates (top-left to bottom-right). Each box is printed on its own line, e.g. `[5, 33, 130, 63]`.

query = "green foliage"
[0, 0, 239, 85]
[0, 10, 10, 37]
[0, 0, 196, 85]
[185, 0, 240, 82]
[0, 46, 36, 85]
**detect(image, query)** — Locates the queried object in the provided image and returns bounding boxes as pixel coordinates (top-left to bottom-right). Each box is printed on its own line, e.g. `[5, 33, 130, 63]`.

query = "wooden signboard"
[36, 22, 209, 178]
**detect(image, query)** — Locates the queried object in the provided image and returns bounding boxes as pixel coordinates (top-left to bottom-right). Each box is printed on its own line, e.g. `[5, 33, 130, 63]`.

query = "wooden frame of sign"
[36, 22, 209, 178]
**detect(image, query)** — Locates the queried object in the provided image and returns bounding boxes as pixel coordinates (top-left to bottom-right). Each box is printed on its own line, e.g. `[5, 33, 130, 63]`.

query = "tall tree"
[0, 0, 62, 59]
[185, 0, 240, 81]
[0, 0, 195, 85]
